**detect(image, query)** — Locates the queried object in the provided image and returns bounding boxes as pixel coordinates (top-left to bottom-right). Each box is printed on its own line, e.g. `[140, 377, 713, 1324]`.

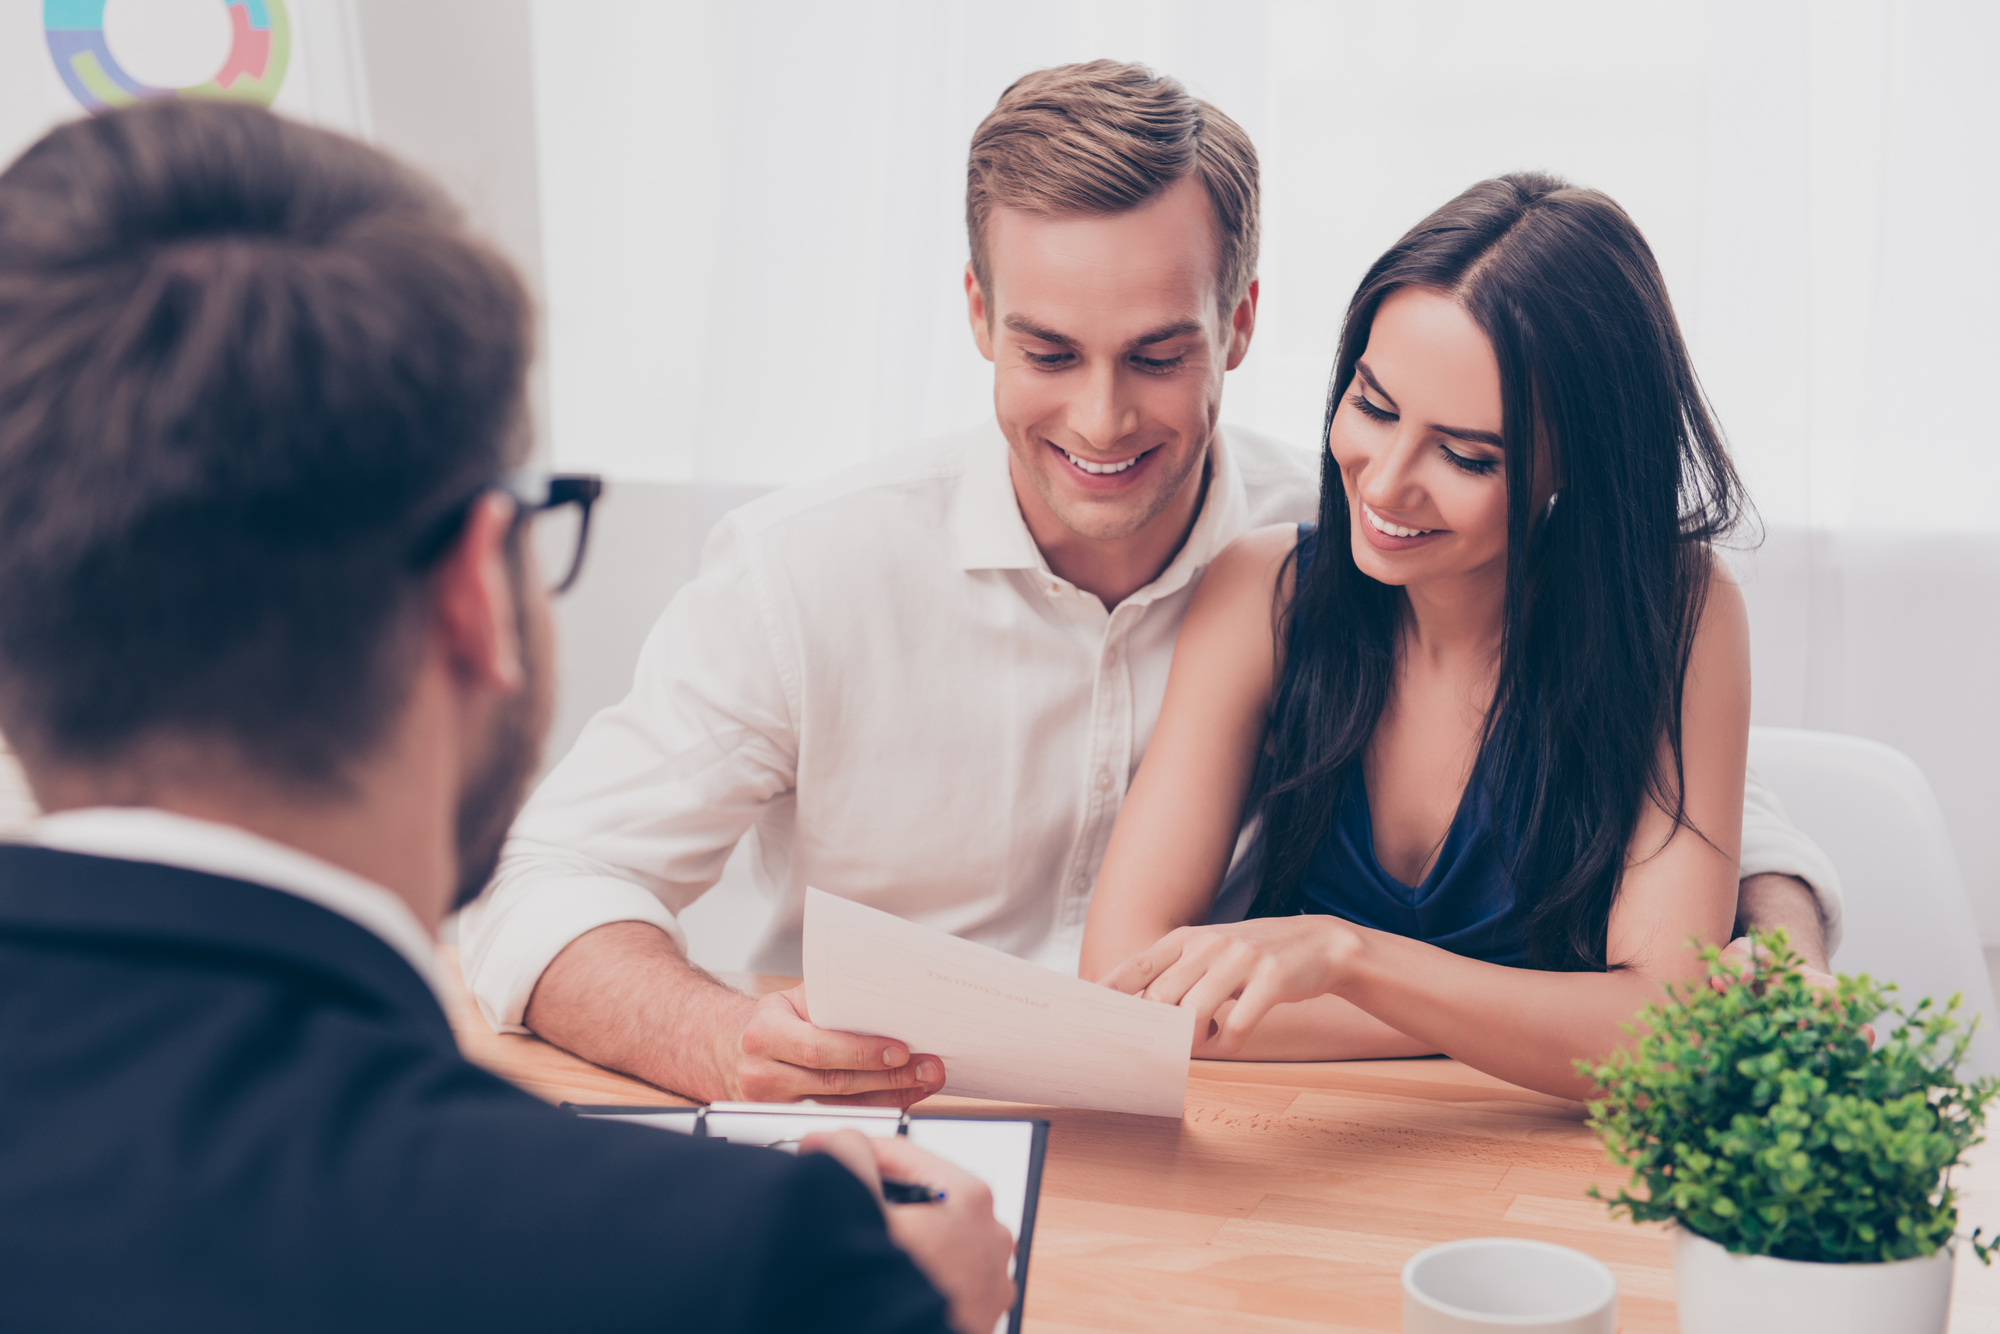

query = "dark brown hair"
[1249, 173, 1748, 972]
[0, 100, 532, 787]
[966, 60, 1259, 311]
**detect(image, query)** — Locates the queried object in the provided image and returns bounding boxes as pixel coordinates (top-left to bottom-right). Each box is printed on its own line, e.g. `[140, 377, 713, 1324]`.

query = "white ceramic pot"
[1674, 1227, 1953, 1333]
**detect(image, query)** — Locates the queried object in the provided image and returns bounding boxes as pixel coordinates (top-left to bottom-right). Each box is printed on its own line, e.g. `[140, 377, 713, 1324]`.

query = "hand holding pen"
[802, 1130, 1016, 1334]
[769, 1135, 947, 1203]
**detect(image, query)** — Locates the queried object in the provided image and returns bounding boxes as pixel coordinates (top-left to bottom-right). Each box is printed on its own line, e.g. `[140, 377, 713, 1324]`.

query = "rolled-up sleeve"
[457, 516, 801, 1031]
[1741, 761, 1846, 958]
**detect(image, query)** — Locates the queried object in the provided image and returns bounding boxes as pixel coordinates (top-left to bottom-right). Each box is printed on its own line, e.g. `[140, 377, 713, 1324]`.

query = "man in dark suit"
[0, 101, 1013, 1334]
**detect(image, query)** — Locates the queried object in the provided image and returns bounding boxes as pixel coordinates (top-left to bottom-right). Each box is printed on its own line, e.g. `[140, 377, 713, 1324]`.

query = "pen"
[881, 1179, 947, 1205]
[761, 1138, 946, 1202]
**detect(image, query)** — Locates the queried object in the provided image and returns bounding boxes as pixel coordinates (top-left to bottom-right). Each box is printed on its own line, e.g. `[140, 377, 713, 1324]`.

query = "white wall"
[347, 0, 551, 454]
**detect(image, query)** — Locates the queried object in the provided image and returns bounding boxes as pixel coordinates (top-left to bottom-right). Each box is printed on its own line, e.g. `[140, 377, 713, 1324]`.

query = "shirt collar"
[950, 421, 1254, 602]
[32, 807, 444, 1000]
[951, 421, 1044, 572]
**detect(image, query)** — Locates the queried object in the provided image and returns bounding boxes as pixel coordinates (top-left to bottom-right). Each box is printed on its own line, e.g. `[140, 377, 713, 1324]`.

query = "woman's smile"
[1359, 500, 1448, 551]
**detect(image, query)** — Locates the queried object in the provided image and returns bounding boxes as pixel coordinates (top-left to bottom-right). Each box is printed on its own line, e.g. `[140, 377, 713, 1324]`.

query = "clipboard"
[564, 1101, 1049, 1334]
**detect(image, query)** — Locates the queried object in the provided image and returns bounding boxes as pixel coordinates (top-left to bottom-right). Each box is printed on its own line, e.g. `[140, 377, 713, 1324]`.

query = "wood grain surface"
[438, 948, 2000, 1332]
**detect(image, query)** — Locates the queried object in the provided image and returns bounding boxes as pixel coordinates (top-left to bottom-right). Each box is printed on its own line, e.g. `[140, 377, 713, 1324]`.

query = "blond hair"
[966, 60, 1260, 312]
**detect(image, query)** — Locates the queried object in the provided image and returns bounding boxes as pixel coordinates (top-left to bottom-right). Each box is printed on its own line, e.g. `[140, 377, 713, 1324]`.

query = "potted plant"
[1579, 930, 1997, 1333]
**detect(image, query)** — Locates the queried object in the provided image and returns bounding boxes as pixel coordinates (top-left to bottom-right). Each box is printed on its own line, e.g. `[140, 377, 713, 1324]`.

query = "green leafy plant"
[1579, 929, 1999, 1264]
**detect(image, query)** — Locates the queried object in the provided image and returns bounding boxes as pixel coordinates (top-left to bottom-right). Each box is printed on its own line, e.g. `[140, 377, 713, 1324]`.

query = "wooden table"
[437, 949, 2000, 1332]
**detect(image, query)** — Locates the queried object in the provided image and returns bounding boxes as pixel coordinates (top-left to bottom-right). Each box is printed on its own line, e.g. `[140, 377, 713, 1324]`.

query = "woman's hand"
[1100, 916, 1359, 1054]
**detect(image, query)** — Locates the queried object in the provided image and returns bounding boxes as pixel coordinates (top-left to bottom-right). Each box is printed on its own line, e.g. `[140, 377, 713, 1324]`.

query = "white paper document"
[802, 887, 1195, 1117]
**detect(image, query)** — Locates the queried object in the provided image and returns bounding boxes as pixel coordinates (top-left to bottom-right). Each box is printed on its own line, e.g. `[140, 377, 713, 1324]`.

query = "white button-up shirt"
[459, 422, 1840, 1033]
[461, 423, 1317, 1029]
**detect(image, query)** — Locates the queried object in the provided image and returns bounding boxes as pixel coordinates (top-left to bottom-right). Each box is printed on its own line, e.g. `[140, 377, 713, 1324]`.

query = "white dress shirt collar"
[950, 422, 1254, 605]
[33, 806, 443, 1000]
[950, 423, 1044, 572]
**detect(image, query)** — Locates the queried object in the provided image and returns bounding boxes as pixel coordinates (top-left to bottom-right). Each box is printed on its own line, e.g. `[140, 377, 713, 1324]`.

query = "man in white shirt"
[462, 60, 1840, 1106]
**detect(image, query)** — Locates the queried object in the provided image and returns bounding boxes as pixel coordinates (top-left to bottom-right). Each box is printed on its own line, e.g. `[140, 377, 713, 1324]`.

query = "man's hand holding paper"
[524, 920, 949, 1106]
[740, 985, 947, 1106]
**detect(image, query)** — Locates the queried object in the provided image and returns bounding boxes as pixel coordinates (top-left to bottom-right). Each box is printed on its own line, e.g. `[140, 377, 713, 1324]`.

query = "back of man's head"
[0, 101, 530, 791]
[966, 59, 1260, 312]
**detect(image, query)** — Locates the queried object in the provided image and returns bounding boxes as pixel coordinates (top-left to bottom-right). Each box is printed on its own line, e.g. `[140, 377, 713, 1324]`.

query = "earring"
[1544, 491, 1561, 519]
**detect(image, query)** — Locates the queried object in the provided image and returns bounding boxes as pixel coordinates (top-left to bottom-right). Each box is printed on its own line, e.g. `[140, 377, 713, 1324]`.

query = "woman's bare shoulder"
[1695, 547, 1749, 647]
[1678, 546, 1751, 736]
[1202, 522, 1305, 598]
[1176, 523, 1306, 676]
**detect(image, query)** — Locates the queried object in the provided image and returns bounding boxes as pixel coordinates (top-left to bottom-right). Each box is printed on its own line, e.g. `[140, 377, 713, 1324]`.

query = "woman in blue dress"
[1079, 173, 1752, 1100]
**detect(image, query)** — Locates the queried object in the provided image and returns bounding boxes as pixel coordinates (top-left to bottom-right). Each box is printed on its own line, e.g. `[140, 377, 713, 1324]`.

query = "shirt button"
[1074, 875, 1091, 891]
[1095, 769, 1114, 790]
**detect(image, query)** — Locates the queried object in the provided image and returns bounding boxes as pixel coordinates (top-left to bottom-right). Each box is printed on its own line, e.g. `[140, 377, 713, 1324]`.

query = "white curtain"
[531, 0, 2000, 934]
[1699, 0, 2000, 937]
[528, 0, 1996, 520]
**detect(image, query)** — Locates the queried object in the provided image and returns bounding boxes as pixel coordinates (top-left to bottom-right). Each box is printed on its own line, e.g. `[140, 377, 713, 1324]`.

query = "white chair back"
[1748, 727, 2000, 1076]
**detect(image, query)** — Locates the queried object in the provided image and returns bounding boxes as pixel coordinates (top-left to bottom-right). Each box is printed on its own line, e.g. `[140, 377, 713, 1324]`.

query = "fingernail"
[882, 1046, 909, 1068]
[914, 1058, 941, 1084]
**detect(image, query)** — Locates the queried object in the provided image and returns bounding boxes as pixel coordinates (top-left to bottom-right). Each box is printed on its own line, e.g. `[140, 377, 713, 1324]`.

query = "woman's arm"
[1103, 561, 1751, 1099]
[1078, 524, 1300, 981]
[1193, 993, 1436, 1061]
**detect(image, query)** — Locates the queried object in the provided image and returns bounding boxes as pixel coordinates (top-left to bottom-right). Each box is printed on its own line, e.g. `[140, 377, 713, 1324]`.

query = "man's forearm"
[1733, 872, 1830, 973]
[522, 920, 752, 1102]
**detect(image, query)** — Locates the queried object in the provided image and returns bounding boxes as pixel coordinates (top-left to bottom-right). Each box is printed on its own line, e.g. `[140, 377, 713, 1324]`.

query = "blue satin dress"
[1287, 525, 1532, 967]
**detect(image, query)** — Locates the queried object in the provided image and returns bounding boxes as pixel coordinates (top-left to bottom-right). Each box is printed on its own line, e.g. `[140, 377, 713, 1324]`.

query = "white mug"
[1402, 1237, 1618, 1333]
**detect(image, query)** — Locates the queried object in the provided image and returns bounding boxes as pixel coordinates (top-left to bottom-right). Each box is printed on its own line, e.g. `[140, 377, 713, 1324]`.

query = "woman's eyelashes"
[1439, 444, 1501, 477]
[1351, 393, 1502, 477]
[1349, 392, 1396, 423]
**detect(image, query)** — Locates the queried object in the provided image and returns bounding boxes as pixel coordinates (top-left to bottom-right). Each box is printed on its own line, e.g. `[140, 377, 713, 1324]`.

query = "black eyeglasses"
[411, 471, 605, 596]
[502, 472, 603, 595]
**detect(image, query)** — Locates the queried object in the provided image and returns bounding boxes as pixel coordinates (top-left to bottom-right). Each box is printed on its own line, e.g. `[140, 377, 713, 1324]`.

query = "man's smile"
[1062, 447, 1146, 475]
[1050, 441, 1157, 482]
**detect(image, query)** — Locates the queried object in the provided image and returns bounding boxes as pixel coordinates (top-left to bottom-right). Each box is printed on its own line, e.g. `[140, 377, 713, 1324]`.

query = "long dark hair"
[1246, 172, 1748, 971]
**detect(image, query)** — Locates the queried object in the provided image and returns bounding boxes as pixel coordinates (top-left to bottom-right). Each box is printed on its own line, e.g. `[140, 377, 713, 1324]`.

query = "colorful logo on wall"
[44, 1, 290, 112]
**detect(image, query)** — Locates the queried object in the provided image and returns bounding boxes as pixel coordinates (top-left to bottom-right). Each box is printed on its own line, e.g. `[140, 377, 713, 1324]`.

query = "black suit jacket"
[0, 846, 951, 1333]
